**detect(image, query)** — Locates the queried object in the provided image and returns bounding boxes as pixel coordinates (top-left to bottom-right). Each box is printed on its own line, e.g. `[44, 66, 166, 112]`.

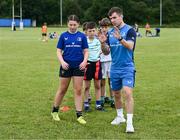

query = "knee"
[57, 89, 67, 96]
[94, 84, 101, 90]
[114, 91, 121, 98]
[124, 91, 133, 101]
[75, 88, 82, 96]
[84, 86, 90, 92]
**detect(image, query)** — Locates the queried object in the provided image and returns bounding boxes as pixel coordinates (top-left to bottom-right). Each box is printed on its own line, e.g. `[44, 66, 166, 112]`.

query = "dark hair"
[108, 7, 123, 17]
[99, 18, 111, 26]
[82, 22, 88, 31]
[67, 15, 80, 23]
[86, 22, 96, 29]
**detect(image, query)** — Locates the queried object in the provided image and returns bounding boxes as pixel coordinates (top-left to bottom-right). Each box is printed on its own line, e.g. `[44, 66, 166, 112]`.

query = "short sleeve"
[126, 28, 136, 43]
[57, 34, 64, 50]
[82, 34, 88, 49]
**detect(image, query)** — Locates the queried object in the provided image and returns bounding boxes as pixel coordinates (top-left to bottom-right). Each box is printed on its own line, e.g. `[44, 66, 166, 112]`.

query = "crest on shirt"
[77, 37, 82, 41]
[64, 37, 68, 40]
[110, 32, 113, 38]
[121, 32, 126, 38]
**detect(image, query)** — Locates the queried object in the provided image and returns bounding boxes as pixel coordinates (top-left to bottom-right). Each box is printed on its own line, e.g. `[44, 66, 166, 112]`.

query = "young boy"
[99, 18, 115, 108]
[84, 22, 103, 112]
[145, 22, 153, 37]
[82, 22, 92, 103]
[41, 22, 48, 42]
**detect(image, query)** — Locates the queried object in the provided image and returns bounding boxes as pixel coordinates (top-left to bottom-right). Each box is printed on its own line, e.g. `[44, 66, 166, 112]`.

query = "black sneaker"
[101, 100, 105, 107]
[96, 105, 104, 111]
[104, 97, 110, 104]
[101, 102, 104, 108]
[110, 101, 115, 108]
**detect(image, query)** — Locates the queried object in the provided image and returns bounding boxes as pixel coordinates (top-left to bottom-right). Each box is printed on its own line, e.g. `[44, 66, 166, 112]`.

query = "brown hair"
[67, 15, 80, 23]
[82, 22, 88, 31]
[108, 7, 123, 17]
[86, 22, 96, 29]
[99, 18, 111, 26]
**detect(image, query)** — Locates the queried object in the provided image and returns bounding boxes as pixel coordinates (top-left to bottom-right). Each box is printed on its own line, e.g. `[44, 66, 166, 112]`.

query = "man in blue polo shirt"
[99, 7, 136, 133]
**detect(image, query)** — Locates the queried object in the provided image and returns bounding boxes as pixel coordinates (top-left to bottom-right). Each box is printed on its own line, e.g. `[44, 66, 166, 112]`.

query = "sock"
[84, 101, 89, 107]
[88, 94, 92, 99]
[96, 100, 101, 107]
[88, 97, 91, 103]
[52, 106, 59, 113]
[116, 108, 123, 117]
[76, 111, 82, 118]
[84, 99, 89, 102]
[127, 114, 133, 124]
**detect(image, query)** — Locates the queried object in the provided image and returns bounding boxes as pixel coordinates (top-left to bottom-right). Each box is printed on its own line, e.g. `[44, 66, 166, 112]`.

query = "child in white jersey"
[99, 18, 115, 108]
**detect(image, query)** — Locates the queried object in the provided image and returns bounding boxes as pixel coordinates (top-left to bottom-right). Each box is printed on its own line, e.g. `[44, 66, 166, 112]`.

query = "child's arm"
[57, 48, 69, 70]
[98, 33, 110, 55]
[79, 48, 88, 70]
[101, 43, 110, 55]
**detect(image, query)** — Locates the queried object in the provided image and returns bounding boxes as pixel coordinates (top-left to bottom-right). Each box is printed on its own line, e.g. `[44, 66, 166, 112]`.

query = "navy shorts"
[59, 66, 85, 77]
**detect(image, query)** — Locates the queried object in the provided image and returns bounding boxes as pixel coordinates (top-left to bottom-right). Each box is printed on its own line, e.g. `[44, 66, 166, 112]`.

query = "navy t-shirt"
[57, 31, 88, 68]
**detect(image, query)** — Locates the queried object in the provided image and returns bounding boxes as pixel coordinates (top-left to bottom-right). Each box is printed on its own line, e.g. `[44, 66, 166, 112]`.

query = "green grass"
[0, 27, 180, 139]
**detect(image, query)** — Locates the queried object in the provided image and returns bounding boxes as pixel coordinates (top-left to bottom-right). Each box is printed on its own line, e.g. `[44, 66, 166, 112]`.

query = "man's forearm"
[120, 39, 134, 50]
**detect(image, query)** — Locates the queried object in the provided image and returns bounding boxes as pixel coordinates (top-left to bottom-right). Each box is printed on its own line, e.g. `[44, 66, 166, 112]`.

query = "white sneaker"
[111, 116, 126, 125]
[126, 123, 134, 133]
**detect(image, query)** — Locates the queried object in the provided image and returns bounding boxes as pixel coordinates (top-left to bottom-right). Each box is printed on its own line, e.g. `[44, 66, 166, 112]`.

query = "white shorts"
[101, 61, 111, 79]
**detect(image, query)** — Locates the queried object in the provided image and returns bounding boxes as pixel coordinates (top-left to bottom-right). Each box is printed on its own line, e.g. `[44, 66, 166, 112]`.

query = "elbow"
[129, 46, 134, 50]
[127, 44, 134, 50]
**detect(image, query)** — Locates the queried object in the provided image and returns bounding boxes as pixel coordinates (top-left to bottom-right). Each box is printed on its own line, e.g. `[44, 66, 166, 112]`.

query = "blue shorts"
[110, 71, 136, 91]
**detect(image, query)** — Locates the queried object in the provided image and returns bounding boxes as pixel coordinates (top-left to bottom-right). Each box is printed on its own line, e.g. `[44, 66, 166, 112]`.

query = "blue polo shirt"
[57, 31, 88, 68]
[107, 24, 136, 77]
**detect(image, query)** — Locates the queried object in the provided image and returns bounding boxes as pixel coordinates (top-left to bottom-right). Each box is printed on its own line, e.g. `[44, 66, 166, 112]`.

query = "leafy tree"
[162, 0, 176, 23]
[0, 0, 179, 25]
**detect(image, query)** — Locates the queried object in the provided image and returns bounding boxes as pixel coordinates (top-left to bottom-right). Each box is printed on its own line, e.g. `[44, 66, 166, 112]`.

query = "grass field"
[0, 27, 180, 139]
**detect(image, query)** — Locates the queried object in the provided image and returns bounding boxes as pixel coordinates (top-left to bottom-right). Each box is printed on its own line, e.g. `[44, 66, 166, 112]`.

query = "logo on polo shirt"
[77, 37, 82, 41]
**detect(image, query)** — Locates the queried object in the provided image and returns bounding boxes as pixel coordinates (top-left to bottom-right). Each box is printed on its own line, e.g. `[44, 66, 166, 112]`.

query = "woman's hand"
[61, 61, 69, 70]
[79, 61, 87, 70]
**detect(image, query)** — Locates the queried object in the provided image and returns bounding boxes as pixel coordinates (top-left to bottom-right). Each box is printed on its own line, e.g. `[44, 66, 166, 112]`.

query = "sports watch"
[118, 36, 123, 42]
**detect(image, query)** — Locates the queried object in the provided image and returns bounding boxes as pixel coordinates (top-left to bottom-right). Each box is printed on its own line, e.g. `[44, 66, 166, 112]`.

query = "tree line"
[0, 0, 180, 26]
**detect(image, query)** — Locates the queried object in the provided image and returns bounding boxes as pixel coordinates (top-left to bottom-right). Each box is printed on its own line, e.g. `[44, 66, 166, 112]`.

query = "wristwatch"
[118, 36, 123, 42]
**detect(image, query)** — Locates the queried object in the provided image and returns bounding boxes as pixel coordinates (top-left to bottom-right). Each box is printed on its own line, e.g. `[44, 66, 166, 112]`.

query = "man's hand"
[113, 26, 121, 39]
